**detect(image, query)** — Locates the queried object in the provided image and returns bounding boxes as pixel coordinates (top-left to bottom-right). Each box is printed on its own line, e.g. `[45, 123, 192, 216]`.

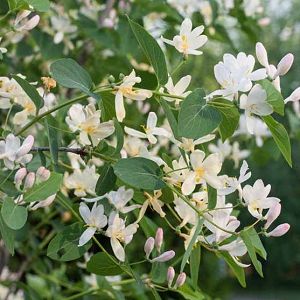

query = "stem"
[171, 59, 186, 76]
[31, 146, 87, 155]
[65, 288, 97, 300]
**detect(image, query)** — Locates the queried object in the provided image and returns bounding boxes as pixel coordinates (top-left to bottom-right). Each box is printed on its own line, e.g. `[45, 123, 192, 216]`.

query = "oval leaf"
[113, 157, 166, 190]
[178, 89, 222, 139]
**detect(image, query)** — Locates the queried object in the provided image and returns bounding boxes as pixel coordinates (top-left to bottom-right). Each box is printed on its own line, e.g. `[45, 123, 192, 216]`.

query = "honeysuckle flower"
[50, 15, 77, 45]
[66, 103, 115, 146]
[138, 190, 166, 219]
[284, 87, 300, 104]
[176, 134, 215, 152]
[114, 70, 152, 122]
[266, 223, 290, 237]
[240, 84, 273, 134]
[155, 227, 164, 252]
[107, 186, 141, 213]
[212, 52, 267, 99]
[243, 0, 263, 17]
[30, 194, 56, 211]
[151, 250, 175, 263]
[167, 266, 175, 288]
[264, 202, 281, 230]
[219, 238, 249, 268]
[167, 0, 203, 17]
[14, 167, 27, 188]
[38, 87, 57, 114]
[174, 196, 197, 227]
[208, 139, 232, 161]
[138, 145, 166, 166]
[163, 156, 189, 187]
[242, 179, 280, 219]
[163, 75, 192, 106]
[24, 172, 35, 189]
[64, 165, 99, 197]
[0, 134, 34, 169]
[144, 237, 155, 259]
[124, 112, 171, 144]
[13, 95, 37, 125]
[161, 18, 208, 56]
[219, 160, 251, 197]
[78, 202, 107, 246]
[230, 141, 250, 168]
[174, 272, 186, 288]
[106, 212, 138, 262]
[181, 150, 223, 195]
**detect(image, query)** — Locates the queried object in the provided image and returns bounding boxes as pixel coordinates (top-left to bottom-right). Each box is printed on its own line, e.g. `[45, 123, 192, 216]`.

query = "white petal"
[111, 237, 125, 262]
[78, 227, 96, 246]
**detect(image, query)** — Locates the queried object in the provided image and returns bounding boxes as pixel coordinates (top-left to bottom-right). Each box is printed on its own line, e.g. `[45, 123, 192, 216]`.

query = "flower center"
[181, 35, 189, 53]
[195, 167, 205, 183]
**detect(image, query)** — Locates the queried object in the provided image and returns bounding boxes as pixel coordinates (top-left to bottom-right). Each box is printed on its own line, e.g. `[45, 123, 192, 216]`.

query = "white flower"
[0, 77, 24, 109]
[0, 38, 7, 57]
[212, 52, 267, 99]
[230, 142, 250, 168]
[182, 150, 223, 195]
[208, 139, 232, 161]
[78, 202, 107, 246]
[243, 0, 263, 17]
[138, 145, 166, 166]
[13, 95, 37, 126]
[106, 212, 138, 261]
[176, 134, 215, 152]
[240, 84, 273, 134]
[64, 165, 99, 197]
[174, 196, 197, 227]
[124, 112, 171, 144]
[50, 15, 77, 44]
[163, 75, 192, 106]
[114, 70, 152, 122]
[66, 103, 115, 146]
[242, 179, 280, 219]
[167, 0, 203, 17]
[163, 156, 189, 187]
[107, 186, 141, 214]
[161, 18, 208, 56]
[0, 134, 34, 170]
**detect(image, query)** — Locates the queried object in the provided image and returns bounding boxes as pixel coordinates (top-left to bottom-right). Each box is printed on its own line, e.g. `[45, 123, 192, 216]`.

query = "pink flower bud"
[144, 237, 155, 259]
[256, 42, 269, 68]
[36, 166, 50, 182]
[22, 15, 40, 31]
[285, 87, 300, 104]
[14, 168, 27, 187]
[155, 227, 163, 252]
[266, 223, 290, 237]
[264, 202, 281, 230]
[167, 266, 175, 288]
[24, 172, 35, 189]
[16, 135, 34, 158]
[175, 272, 186, 288]
[151, 250, 175, 263]
[275, 53, 294, 77]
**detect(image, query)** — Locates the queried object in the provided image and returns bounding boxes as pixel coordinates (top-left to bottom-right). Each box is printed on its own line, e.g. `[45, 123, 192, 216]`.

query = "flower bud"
[14, 168, 27, 187]
[24, 172, 35, 189]
[167, 266, 175, 288]
[119, 73, 125, 80]
[256, 42, 269, 68]
[266, 223, 290, 237]
[16, 135, 34, 158]
[175, 272, 186, 288]
[284, 87, 300, 104]
[275, 53, 294, 77]
[151, 250, 175, 263]
[36, 166, 50, 182]
[155, 227, 163, 252]
[21, 15, 40, 31]
[264, 202, 281, 230]
[108, 75, 115, 83]
[144, 237, 155, 259]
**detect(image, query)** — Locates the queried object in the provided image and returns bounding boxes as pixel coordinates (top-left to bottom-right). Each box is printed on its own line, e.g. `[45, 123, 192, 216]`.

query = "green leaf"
[207, 185, 217, 210]
[128, 17, 168, 86]
[50, 58, 94, 95]
[241, 230, 263, 277]
[180, 218, 204, 272]
[190, 245, 201, 290]
[113, 118, 124, 156]
[247, 227, 267, 260]
[178, 89, 222, 139]
[95, 164, 116, 196]
[262, 115, 292, 167]
[44, 115, 59, 171]
[259, 79, 284, 116]
[176, 284, 205, 300]
[12, 75, 43, 110]
[24, 0, 50, 11]
[87, 252, 124, 276]
[210, 98, 240, 141]
[113, 157, 166, 190]
[24, 173, 63, 203]
[0, 214, 15, 255]
[1, 198, 28, 230]
[219, 251, 246, 287]
[47, 223, 92, 261]
[160, 186, 174, 204]
[159, 98, 179, 139]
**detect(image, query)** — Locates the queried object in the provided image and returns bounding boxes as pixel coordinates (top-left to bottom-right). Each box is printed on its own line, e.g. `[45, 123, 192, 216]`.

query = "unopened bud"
[16, 135, 34, 158]
[256, 42, 269, 68]
[22, 15, 40, 31]
[264, 202, 281, 230]
[175, 272, 186, 288]
[167, 266, 175, 288]
[284, 87, 300, 104]
[108, 75, 115, 83]
[119, 73, 125, 80]
[155, 227, 163, 252]
[14, 168, 27, 187]
[24, 172, 35, 189]
[275, 53, 294, 77]
[266, 223, 290, 237]
[36, 166, 50, 182]
[151, 250, 175, 263]
[144, 237, 155, 259]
